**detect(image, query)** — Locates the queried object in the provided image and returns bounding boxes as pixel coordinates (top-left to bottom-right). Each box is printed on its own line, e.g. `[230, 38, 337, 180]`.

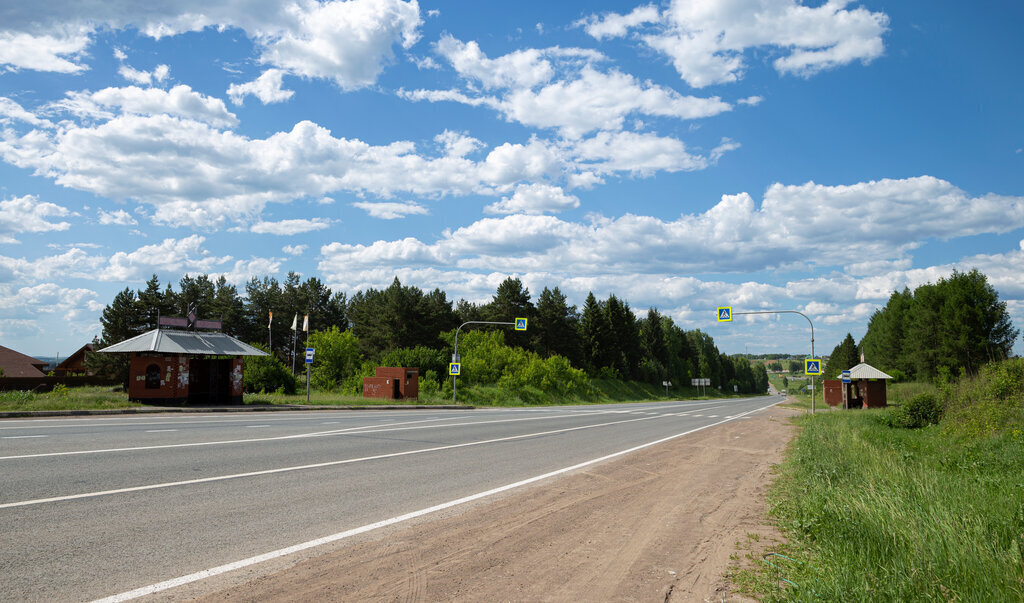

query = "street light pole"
[452, 320, 522, 404]
[730, 310, 816, 414]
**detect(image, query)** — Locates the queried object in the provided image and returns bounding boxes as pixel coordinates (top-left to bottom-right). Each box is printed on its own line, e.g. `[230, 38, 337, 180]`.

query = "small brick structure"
[363, 367, 419, 400]
[822, 362, 892, 409]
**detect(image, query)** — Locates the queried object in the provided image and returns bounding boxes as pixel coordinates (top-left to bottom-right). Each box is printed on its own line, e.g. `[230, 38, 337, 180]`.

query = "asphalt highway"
[0, 395, 781, 601]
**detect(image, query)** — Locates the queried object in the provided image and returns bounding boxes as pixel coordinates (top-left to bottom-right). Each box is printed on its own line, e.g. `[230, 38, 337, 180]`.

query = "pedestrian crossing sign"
[716, 307, 732, 322]
[515, 317, 528, 331]
[805, 359, 822, 375]
[449, 362, 461, 376]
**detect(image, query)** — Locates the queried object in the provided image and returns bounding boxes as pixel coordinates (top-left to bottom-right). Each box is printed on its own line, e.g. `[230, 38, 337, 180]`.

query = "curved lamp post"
[452, 319, 526, 404]
[726, 310, 816, 414]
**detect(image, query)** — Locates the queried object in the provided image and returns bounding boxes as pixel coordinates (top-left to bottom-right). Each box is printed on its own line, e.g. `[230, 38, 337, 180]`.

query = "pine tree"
[578, 292, 611, 375]
[605, 295, 641, 379]
[484, 277, 535, 349]
[534, 286, 581, 364]
[824, 333, 859, 379]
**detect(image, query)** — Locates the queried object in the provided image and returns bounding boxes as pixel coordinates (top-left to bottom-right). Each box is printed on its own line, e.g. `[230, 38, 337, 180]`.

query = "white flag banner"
[290, 314, 298, 331]
[268, 311, 273, 328]
[302, 315, 309, 332]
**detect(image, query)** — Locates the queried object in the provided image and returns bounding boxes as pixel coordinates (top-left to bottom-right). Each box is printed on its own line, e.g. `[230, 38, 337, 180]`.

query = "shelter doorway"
[188, 358, 232, 405]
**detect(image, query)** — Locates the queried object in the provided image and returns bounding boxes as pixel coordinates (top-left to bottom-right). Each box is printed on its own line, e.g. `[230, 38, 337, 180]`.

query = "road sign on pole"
[304, 348, 314, 404]
[449, 363, 461, 376]
[514, 317, 528, 331]
[805, 359, 822, 376]
[841, 369, 851, 383]
[716, 307, 732, 322]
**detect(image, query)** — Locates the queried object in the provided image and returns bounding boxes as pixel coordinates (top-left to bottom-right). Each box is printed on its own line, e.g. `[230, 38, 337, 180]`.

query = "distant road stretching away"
[0, 396, 780, 601]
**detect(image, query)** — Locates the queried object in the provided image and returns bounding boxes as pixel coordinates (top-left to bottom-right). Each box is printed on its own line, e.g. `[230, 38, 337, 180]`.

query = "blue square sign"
[448, 362, 461, 376]
[804, 359, 822, 376]
[514, 317, 528, 331]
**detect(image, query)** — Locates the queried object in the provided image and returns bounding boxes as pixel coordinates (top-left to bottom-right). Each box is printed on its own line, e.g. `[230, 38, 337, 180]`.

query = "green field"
[740, 360, 1024, 601]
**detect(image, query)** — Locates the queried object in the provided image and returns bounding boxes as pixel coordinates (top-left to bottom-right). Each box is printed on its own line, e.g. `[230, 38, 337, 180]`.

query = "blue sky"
[1, 0, 1022, 359]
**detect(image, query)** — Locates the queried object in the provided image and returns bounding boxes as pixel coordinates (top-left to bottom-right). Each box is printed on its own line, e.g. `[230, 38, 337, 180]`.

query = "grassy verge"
[739, 361, 1024, 601]
[0, 386, 142, 412]
[2, 379, 761, 412]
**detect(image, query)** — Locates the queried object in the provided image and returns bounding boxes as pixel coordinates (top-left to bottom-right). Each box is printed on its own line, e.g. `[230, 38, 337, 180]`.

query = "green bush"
[307, 326, 362, 391]
[942, 359, 1024, 437]
[244, 345, 297, 394]
[886, 392, 944, 428]
[419, 369, 441, 397]
[381, 346, 447, 378]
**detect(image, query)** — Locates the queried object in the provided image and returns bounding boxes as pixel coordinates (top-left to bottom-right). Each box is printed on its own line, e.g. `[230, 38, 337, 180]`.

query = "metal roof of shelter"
[98, 329, 267, 356]
[846, 363, 893, 380]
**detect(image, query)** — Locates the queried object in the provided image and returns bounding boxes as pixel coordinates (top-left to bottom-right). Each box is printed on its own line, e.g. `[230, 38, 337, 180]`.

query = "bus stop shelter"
[99, 328, 266, 405]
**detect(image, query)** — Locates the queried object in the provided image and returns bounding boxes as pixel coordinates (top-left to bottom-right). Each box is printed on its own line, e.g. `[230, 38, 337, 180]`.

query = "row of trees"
[91, 273, 768, 394]
[826, 269, 1018, 382]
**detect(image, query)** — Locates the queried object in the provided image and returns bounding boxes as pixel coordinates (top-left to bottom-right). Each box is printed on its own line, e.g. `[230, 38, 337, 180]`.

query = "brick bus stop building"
[823, 363, 893, 409]
[363, 367, 419, 400]
[99, 328, 267, 405]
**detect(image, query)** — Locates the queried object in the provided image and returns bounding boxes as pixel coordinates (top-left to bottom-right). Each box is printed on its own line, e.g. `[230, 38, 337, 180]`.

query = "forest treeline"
[88, 273, 769, 397]
[822, 269, 1019, 382]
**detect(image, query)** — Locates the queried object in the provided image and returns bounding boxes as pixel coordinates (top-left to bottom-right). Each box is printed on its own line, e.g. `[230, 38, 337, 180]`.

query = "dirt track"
[175, 405, 798, 602]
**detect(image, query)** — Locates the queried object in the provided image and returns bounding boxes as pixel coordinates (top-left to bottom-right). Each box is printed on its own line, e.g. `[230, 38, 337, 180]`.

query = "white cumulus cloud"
[227, 69, 295, 106]
[352, 201, 429, 220]
[581, 0, 889, 88]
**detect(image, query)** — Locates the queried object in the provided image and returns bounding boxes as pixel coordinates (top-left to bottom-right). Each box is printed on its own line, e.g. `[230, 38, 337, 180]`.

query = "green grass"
[246, 379, 746, 407]
[741, 361, 1024, 601]
[888, 381, 938, 405]
[0, 386, 141, 412]
[2, 377, 760, 412]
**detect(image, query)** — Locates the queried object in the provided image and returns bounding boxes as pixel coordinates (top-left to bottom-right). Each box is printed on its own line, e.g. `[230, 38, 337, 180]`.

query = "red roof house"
[0, 345, 47, 378]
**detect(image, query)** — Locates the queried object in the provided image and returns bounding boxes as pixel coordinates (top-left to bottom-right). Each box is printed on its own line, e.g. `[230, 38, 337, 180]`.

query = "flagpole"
[290, 314, 298, 374]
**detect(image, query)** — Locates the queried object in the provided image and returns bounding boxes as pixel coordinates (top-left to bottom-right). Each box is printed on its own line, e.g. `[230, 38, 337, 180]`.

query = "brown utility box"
[363, 367, 419, 400]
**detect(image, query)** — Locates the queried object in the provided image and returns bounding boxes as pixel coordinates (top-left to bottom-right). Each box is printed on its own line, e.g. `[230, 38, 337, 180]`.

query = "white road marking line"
[247, 425, 271, 428]
[321, 422, 339, 425]
[0, 406, 732, 510]
[0, 406, 692, 461]
[0, 416, 455, 461]
[91, 399, 781, 602]
[1, 435, 48, 439]
[0, 412, 455, 430]
[145, 430, 178, 433]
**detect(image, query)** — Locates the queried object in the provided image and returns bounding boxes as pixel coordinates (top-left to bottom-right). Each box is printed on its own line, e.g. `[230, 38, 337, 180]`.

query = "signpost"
[716, 307, 818, 414]
[841, 369, 851, 409]
[304, 347, 314, 404]
[452, 318, 528, 404]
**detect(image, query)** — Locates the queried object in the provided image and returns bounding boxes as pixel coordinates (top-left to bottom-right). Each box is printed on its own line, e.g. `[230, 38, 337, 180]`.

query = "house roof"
[0, 345, 47, 377]
[97, 329, 268, 357]
[56, 343, 95, 369]
[847, 363, 893, 380]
